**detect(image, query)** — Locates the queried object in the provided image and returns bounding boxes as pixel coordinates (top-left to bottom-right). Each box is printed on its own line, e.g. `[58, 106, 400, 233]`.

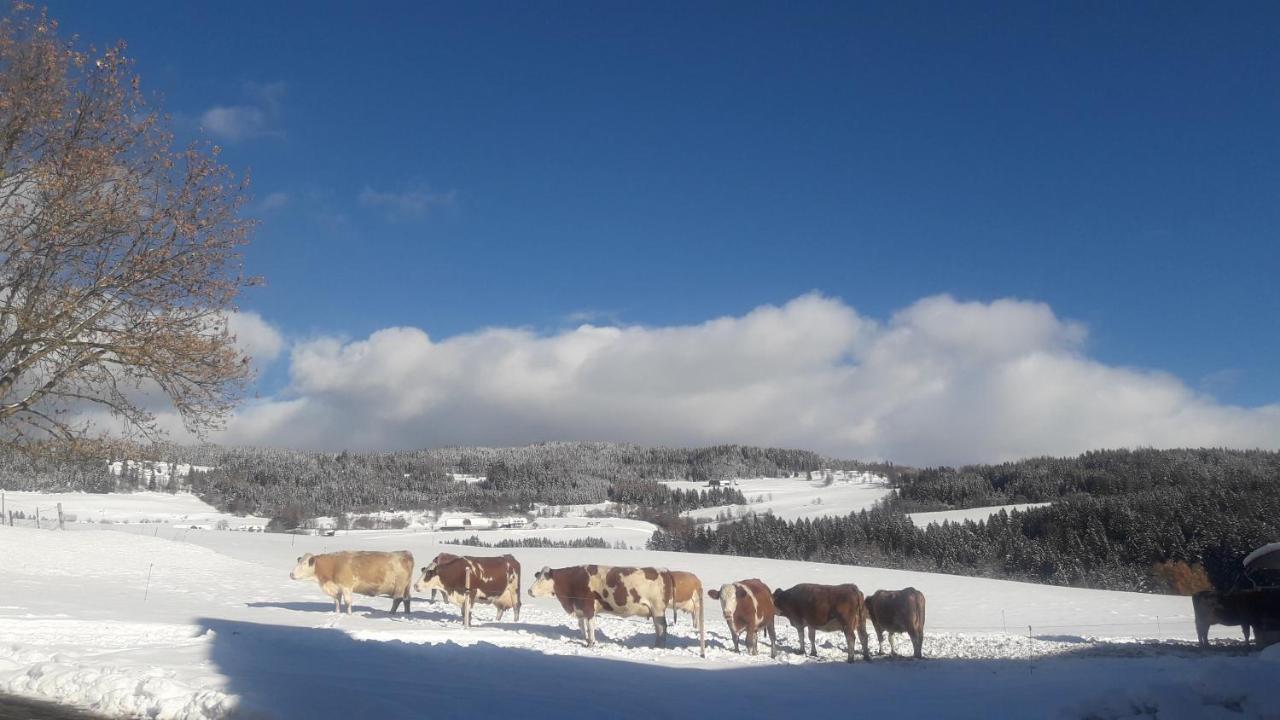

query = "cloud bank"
[206, 295, 1280, 466]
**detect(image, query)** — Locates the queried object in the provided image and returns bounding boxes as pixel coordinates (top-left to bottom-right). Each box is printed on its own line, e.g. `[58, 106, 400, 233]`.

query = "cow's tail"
[662, 568, 676, 625]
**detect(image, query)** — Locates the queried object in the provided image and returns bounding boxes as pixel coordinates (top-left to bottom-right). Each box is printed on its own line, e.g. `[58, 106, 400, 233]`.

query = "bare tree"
[0, 5, 255, 442]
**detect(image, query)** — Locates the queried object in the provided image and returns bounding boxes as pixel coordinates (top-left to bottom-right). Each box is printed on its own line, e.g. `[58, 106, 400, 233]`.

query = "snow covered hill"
[663, 476, 893, 526]
[907, 503, 1052, 527]
[1, 521, 1275, 719]
[0, 491, 269, 529]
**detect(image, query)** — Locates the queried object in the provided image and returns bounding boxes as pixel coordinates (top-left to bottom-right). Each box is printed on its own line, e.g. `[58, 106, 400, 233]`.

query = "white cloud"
[208, 294, 1280, 465]
[198, 82, 285, 143]
[226, 311, 285, 364]
[257, 192, 289, 212]
[358, 185, 455, 219]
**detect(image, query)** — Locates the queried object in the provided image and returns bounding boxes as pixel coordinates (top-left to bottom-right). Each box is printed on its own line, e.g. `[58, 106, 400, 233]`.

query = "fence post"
[35, 506, 40, 529]
[143, 563, 154, 603]
[1157, 615, 1162, 640]
[1027, 625, 1034, 672]
[1002, 609, 1007, 634]
[57, 502, 64, 531]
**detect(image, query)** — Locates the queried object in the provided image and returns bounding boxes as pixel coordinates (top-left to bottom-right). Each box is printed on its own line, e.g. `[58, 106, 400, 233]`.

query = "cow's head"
[771, 587, 800, 622]
[414, 561, 443, 594]
[528, 566, 556, 598]
[289, 553, 316, 581]
[709, 583, 740, 620]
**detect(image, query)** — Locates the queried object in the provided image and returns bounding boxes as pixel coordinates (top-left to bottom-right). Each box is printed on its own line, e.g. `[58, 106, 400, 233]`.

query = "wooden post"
[57, 502, 64, 531]
[35, 506, 40, 529]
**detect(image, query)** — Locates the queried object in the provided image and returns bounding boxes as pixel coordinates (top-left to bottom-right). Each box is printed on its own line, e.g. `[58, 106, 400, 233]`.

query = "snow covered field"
[662, 476, 893, 525]
[0, 491, 269, 529]
[1, 513, 1275, 719]
[907, 503, 1052, 527]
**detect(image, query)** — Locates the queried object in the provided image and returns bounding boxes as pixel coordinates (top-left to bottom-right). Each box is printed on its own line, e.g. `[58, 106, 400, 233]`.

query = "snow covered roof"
[1243, 542, 1280, 572]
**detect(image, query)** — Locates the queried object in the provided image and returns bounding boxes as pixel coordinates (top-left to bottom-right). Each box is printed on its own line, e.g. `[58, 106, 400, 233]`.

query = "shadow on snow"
[195, 618, 1257, 720]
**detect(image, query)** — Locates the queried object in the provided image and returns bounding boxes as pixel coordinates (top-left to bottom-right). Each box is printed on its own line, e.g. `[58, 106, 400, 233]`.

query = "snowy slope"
[663, 476, 893, 525]
[0, 522, 1274, 720]
[0, 491, 268, 528]
[908, 503, 1052, 527]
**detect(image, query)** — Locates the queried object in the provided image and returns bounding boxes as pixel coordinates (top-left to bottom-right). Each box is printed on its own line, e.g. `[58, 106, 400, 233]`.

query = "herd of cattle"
[288, 550, 926, 660]
[287, 549, 1280, 658]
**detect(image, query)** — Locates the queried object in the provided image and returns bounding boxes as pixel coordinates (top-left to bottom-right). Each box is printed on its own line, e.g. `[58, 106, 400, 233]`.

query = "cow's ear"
[308, 556, 316, 567]
[707, 589, 720, 600]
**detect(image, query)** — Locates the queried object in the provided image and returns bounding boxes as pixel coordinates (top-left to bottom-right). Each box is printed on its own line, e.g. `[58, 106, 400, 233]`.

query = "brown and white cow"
[289, 550, 414, 615]
[772, 582, 871, 662]
[528, 565, 673, 648]
[414, 553, 521, 627]
[666, 570, 706, 657]
[708, 578, 777, 658]
[865, 587, 926, 658]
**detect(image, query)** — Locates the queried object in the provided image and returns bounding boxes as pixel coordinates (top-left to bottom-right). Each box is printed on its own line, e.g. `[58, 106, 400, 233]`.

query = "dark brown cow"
[708, 579, 777, 658]
[289, 551, 414, 615]
[414, 553, 521, 627]
[528, 565, 672, 648]
[1192, 588, 1280, 648]
[865, 587, 926, 658]
[772, 583, 870, 662]
[666, 570, 706, 657]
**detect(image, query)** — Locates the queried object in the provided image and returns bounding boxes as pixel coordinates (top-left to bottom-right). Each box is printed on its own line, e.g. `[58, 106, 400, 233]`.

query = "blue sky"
[44, 2, 1280, 460]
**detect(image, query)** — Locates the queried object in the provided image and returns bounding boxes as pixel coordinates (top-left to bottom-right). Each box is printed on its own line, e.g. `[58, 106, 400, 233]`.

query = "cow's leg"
[514, 597, 521, 623]
[731, 629, 741, 653]
[746, 619, 758, 656]
[653, 614, 668, 648]
[343, 588, 354, 616]
[333, 592, 341, 614]
[577, 616, 587, 644]
[857, 618, 871, 661]
[875, 625, 885, 655]
[586, 614, 597, 647]
[808, 626, 818, 657]
[404, 594, 411, 616]
[495, 604, 506, 622]
[889, 633, 897, 656]
[1243, 624, 1252, 647]
[1196, 620, 1210, 649]
[844, 627, 857, 663]
[767, 618, 778, 659]
[797, 626, 806, 655]
[391, 597, 403, 615]
[910, 629, 923, 659]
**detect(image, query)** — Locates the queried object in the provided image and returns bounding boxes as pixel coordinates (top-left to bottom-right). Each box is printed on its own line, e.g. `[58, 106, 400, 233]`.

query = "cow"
[414, 553, 521, 627]
[772, 583, 871, 662]
[1193, 589, 1280, 648]
[707, 578, 777, 658]
[289, 550, 414, 616]
[528, 565, 673, 648]
[865, 587, 926, 659]
[666, 570, 706, 657]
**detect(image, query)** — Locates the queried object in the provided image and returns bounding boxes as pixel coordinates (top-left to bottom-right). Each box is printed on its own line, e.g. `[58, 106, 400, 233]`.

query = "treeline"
[651, 449, 1280, 593]
[886, 448, 1280, 512]
[608, 479, 748, 512]
[0, 441, 875, 521]
[442, 535, 622, 549]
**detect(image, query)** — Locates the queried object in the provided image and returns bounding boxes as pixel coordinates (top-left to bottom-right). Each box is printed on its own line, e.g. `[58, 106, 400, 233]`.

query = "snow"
[0, 491, 268, 528]
[907, 503, 1052, 527]
[662, 476, 893, 526]
[0, 491, 1276, 719]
